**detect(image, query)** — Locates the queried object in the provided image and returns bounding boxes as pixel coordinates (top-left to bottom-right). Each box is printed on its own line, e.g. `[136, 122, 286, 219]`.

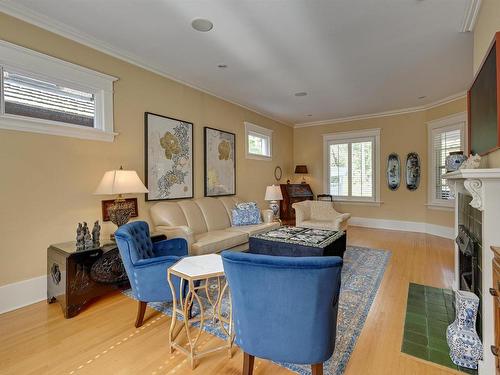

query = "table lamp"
[294, 165, 308, 184]
[265, 185, 283, 218]
[94, 167, 148, 235]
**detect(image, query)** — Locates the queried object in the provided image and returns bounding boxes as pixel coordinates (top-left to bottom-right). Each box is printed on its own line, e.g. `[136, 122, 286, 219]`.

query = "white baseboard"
[0, 275, 46, 314]
[349, 217, 454, 239]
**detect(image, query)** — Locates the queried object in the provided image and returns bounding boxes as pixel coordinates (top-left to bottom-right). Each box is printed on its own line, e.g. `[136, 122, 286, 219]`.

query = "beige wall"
[473, 0, 500, 166]
[293, 98, 466, 228]
[0, 13, 294, 287]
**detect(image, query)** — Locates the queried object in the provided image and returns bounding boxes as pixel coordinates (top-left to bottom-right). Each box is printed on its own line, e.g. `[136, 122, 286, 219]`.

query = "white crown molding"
[461, 0, 482, 33]
[349, 217, 454, 240]
[294, 91, 467, 128]
[0, 1, 293, 128]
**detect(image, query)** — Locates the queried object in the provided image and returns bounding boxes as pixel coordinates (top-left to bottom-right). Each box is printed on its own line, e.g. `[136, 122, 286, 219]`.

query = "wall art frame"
[204, 126, 236, 197]
[144, 112, 194, 201]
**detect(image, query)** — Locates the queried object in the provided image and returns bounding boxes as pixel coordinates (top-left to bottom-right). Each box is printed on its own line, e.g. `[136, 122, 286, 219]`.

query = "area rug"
[123, 246, 390, 375]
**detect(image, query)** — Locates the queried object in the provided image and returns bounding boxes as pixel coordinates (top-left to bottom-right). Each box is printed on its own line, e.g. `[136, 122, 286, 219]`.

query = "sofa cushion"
[191, 230, 248, 255]
[218, 196, 242, 223]
[228, 222, 280, 236]
[150, 202, 188, 227]
[195, 197, 231, 231]
[178, 200, 208, 235]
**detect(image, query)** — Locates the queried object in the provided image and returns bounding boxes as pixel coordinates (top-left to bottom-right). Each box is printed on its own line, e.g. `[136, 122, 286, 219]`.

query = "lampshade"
[94, 169, 149, 195]
[265, 185, 283, 201]
[294, 165, 308, 174]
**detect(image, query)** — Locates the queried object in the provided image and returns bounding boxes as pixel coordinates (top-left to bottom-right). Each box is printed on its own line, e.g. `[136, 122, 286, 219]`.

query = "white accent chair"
[292, 200, 350, 231]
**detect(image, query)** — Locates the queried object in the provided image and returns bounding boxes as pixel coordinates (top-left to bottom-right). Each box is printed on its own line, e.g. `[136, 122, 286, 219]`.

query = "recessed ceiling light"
[294, 92, 307, 97]
[418, 95, 426, 99]
[217, 64, 228, 68]
[191, 18, 213, 32]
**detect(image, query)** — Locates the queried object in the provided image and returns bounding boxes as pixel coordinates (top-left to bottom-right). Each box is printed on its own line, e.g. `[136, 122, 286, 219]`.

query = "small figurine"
[459, 154, 481, 170]
[83, 222, 93, 249]
[76, 223, 85, 250]
[92, 220, 101, 246]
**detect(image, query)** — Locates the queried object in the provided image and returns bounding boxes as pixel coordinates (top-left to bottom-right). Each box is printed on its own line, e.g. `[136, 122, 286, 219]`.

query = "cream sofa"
[292, 200, 350, 231]
[150, 196, 280, 255]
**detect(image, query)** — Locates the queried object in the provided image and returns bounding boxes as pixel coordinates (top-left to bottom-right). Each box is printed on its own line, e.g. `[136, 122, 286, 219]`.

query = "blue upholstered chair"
[115, 221, 188, 327]
[221, 251, 343, 375]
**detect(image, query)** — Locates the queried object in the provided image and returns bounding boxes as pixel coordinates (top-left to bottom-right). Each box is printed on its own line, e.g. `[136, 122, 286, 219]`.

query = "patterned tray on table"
[251, 226, 345, 248]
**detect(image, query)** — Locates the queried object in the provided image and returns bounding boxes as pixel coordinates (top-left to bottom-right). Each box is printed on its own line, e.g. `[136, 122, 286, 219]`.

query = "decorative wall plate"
[386, 153, 400, 191]
[406, 152, 421, 191]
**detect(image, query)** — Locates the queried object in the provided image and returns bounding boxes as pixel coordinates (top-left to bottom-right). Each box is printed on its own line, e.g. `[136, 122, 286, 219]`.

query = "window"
[427, 113, 466, 208]
[245, 122, 272, 160]
[0, 40, 117, 141]
[323, 128, 380, 202]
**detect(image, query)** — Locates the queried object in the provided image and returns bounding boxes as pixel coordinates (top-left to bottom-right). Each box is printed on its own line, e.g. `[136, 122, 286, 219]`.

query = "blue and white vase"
[446, 290, 483, 369]
[445, 151, 467, 172]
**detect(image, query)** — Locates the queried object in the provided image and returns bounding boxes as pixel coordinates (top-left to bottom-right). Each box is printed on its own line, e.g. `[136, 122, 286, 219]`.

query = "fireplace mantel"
[444, 168, 500, 375]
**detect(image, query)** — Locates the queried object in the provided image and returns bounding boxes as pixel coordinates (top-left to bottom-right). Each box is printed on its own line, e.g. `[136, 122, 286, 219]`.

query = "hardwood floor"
[0, 226, 460, 375]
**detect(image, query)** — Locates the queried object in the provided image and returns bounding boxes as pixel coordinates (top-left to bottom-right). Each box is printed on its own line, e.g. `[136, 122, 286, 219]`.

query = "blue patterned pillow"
[232, 202, 261, 226]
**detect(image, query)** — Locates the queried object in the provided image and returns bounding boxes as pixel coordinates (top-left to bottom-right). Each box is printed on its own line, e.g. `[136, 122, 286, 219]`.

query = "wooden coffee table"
[249, 226, 346, 257]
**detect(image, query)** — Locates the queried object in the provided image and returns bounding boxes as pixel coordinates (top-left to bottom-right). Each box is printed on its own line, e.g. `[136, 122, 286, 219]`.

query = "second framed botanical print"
[204, 127, 236, 196]
[145, 112, 194, 201]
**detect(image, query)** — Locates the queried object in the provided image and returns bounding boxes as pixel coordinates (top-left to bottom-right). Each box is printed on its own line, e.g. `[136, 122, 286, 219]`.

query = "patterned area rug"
[123, 246, 390, 375]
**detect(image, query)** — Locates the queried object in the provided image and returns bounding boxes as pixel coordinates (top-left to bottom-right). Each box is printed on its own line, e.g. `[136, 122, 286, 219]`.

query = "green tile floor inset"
[401, 283, 478, 374]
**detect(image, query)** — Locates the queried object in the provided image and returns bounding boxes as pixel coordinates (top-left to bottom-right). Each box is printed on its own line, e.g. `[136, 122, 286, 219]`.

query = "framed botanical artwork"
[204, 127, 236, 197]
[145, 112, 194, 201]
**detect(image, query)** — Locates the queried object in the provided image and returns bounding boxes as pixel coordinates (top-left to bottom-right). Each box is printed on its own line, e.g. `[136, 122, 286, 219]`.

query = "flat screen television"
[468, 32, 500, 156]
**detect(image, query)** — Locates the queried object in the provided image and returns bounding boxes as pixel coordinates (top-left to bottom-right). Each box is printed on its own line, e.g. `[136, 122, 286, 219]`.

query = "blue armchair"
[221, 251, 343, 375]
[115, 221, 188, 327]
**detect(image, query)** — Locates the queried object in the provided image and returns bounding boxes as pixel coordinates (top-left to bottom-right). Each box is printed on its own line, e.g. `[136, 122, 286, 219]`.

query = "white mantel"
[445, 168, 500, 375]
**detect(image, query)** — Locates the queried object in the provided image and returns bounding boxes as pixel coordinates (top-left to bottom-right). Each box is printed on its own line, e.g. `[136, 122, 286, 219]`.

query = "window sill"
[333, 200, 383, 207]
[426, 203, 454, 212]
[0, 116, 117, 142]
[245, 153, 272, 161]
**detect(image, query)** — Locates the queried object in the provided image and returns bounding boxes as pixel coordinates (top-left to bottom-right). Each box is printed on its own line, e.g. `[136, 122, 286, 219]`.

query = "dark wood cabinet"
[47, 234, 165, 318]
[492, 246, 500, 374]
[279, 183, 313, 225]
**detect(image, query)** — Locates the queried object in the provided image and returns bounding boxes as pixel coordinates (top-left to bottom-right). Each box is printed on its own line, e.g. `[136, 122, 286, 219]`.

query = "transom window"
[427, 113, 466, 208]
[0, 40, 117, 142]
[245, 122, 272, 160]
[323, 129, 380, 202]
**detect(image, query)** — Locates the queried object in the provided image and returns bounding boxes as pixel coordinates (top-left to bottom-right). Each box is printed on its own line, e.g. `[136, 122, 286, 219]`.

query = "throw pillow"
[232, 202, 261, 226]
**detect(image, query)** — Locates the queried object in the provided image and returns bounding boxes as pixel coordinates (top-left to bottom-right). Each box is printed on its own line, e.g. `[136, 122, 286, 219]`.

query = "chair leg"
[311, 363, 323, 375]
[135, 301, 147, 328]
[243, 352, 255, 375]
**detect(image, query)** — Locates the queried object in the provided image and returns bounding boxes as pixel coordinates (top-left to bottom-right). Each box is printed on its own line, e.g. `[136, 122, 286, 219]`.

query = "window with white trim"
[323, 129, 380, 202]
[245, 122, 272, 160]
[0, 40, 117, 142]
[427, 113, 466, 207]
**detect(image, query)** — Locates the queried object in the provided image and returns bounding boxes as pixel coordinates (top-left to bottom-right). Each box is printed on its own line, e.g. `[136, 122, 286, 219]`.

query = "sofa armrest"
[261, 209, 274, 224]
[292, 203, 310, 225]
[155, 225, 195, 248]
[334, 213, 351, 227]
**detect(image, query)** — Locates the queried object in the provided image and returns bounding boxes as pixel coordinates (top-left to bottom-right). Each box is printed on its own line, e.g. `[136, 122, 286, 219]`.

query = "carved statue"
[76, 223, 85, 250]
[83, 222, 93, 249]
[92, 220, 101, 245]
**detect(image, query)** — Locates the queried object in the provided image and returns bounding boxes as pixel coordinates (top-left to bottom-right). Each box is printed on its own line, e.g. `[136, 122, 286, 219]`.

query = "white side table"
[167, 254, 233, 369]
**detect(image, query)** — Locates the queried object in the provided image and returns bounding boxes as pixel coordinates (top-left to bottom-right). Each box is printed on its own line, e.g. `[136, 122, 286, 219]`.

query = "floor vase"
[446, 290, 483, 369]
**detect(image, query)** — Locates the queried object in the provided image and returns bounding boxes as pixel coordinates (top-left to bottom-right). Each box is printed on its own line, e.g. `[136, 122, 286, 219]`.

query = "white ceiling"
[0, 0, 474, 125]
